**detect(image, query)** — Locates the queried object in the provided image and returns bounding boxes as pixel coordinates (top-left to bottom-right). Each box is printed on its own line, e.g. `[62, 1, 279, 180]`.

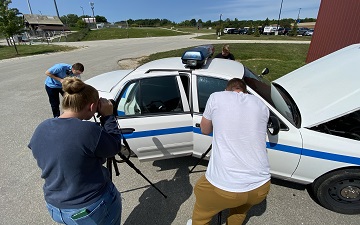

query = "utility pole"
[276, 0, 284, 34]
[27, 0, 33, 14]
[53, 0, 60, 18]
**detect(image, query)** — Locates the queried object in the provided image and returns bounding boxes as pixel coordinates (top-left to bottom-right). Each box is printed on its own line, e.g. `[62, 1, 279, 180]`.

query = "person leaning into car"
[188, 78, 270, 225]
[214, 44, 235, 60]
[44, 62, 84, 117]
[29, 77, 123, 225]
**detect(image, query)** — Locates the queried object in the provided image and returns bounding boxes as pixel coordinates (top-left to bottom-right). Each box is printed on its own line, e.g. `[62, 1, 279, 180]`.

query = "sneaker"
[186, 219, 192, 225]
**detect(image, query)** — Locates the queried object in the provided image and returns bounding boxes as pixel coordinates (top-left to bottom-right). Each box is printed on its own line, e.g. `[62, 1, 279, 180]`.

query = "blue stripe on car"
[123, 126, 193, 138]
[123, 126, 360, 166]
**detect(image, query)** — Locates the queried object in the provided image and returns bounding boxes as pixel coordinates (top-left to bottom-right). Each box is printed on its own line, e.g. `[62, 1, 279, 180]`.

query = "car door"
[114, 73, 193, 161]
[191, 73, 302, 179]
[192, 75, 228, 158]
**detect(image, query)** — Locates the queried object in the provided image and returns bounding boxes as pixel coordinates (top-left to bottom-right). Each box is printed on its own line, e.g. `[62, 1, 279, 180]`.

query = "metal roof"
[23, 14, 63, 25]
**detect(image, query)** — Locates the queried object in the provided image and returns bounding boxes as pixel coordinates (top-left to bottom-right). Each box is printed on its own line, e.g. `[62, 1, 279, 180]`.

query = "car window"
[243, 67, 301, 127]
[197, 76, 228, 113]
[117, 76, 183, 116]
[309, 110, 360, 141]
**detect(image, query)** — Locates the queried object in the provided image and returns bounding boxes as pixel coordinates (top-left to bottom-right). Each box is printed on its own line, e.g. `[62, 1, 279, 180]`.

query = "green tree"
[190, 18, 196, 27]
[60, 14, 79, 27]
[0, 0, 24, 54]
[76, 19, 87, 29]
[289, 22, 298, 36]
[253, 25, 260, 37]
[247, 24, 254, 35]
[95, 15, 107, 23]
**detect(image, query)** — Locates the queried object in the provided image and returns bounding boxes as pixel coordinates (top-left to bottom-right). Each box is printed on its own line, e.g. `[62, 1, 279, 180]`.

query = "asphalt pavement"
[0, 34, 359, 224]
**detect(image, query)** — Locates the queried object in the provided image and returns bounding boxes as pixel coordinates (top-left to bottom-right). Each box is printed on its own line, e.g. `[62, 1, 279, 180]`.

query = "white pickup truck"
[263, 26, 277, 35]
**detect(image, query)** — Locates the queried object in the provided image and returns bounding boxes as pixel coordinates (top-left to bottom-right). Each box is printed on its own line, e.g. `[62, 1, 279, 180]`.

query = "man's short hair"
[72, 63, 84, 72]
[226, 78, 247, 92]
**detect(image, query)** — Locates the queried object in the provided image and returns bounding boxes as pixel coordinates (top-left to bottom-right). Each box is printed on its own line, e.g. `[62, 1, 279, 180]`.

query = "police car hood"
[273, 44, 360, 128]
[85, 70, 132, 98]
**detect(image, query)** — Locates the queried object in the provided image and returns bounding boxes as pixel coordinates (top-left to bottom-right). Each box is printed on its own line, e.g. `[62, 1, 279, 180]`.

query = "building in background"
[306, 0, 360, 63]
[24, 14, 69, 32]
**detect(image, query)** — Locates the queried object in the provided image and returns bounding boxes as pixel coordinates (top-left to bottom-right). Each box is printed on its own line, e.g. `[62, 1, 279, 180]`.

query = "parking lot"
[0, 34, 359, 224]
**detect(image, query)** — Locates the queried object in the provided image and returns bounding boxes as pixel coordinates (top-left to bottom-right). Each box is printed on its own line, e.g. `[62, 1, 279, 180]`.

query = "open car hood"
[274, 44, 360, 128]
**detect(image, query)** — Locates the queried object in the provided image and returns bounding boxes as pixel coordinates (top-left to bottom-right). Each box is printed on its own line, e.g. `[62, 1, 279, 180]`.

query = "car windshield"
[243, 67, 301, 127]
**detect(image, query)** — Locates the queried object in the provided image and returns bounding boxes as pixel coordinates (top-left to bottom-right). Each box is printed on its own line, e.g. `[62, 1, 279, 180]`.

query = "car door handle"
[120, 128, 135, 134]
[195, 123, 200, 127]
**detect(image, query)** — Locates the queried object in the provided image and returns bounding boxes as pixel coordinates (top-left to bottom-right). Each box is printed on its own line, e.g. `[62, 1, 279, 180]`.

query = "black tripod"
[94, 116, 167, 199]
[189, 144, 212, 173]
[107, 128, 167, 199]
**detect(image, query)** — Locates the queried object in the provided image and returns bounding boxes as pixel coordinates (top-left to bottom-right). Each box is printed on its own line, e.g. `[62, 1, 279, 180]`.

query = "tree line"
[60, 14, 316, 29]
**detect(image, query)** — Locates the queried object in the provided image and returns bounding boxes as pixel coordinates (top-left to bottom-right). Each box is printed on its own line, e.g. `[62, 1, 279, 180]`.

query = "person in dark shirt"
[214, 44, 235, 60]
[29, 77, 122, 225]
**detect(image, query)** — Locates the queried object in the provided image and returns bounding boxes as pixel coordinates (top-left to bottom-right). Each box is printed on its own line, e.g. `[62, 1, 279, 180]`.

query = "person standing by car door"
[45, 62, 84, 117]
[187, 78, 271, 225]
[29, 77, 122, 225]
[214, 44, 235, 60]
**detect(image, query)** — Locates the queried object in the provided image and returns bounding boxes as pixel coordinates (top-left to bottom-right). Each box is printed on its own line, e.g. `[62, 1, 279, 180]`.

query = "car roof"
[135, 57, 245, 78]
[85, 57, 245, 94]
[274, 43, 360, 128]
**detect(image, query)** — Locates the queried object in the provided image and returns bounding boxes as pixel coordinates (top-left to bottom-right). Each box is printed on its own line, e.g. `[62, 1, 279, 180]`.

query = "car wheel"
[311, 169, 360, 214]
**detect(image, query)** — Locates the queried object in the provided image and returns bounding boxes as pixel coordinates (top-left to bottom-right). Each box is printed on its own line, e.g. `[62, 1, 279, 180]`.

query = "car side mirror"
[267, 116, 280, 135]
[261, 68, 269, 75]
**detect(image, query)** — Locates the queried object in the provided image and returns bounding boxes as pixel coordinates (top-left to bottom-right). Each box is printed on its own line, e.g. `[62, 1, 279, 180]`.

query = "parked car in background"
[238, 28, 247, 34]
[278, 27, 291, 35]
[223, 28, 235, 34]
[297, 27, 309, 36]
[303, 29, 314, 36]
[226, 28, 240, 34]
[86, 44, 360, 215]
[258, 27, 264, 34]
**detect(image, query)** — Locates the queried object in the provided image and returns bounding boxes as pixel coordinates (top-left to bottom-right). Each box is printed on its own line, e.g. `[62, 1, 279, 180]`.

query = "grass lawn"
[0, 44, 77, 60]
[61, 27, 189, 42]
[143, 43, 310, 81]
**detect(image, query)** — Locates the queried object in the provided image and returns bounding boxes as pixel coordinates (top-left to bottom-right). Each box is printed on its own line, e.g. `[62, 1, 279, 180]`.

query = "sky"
[10, 0, 321, 23]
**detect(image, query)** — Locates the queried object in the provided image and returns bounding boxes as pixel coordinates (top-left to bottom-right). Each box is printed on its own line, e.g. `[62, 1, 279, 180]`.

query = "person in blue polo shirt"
[45, 63, 84, 117]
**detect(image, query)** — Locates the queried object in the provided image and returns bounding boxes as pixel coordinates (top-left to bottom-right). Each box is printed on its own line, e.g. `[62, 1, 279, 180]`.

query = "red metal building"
[306, 0, 360, 63]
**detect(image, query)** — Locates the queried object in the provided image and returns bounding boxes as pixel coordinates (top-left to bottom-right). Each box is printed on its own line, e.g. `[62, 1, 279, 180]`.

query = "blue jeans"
[46, 183, 122, 225]
[45, 85, 64, 117]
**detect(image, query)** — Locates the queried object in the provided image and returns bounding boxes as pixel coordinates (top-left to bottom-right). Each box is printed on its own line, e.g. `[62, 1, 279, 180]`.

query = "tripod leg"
[107, 158, 113, 180]
[217, 211, 222, 225]
[189, 145, 212, 173]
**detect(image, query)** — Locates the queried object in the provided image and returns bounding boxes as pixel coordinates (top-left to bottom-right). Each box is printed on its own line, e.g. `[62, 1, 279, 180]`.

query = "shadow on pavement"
[123, 156, 196, 225]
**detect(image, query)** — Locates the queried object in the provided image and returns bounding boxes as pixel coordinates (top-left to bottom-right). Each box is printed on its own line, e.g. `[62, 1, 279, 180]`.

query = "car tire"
[311, 169, 360, 214]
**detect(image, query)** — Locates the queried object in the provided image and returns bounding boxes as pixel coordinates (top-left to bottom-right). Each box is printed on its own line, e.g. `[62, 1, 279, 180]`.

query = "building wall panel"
[306, 0, 360, 63]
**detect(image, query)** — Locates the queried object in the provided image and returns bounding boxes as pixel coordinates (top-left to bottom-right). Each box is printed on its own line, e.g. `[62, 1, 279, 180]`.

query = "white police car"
[86, 44, 360, 214]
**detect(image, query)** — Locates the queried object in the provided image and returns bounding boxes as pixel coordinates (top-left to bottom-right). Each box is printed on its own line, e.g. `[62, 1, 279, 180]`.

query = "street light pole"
[89, 2, 95, 27]
[276, 0, 284, 32]
[219, 14, 222, 36]
[297, 8, 302, 23]
[80, 6, 84, 16]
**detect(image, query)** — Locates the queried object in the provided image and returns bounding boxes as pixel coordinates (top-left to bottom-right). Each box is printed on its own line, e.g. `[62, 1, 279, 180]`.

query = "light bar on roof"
[181, 45, 214, 68]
